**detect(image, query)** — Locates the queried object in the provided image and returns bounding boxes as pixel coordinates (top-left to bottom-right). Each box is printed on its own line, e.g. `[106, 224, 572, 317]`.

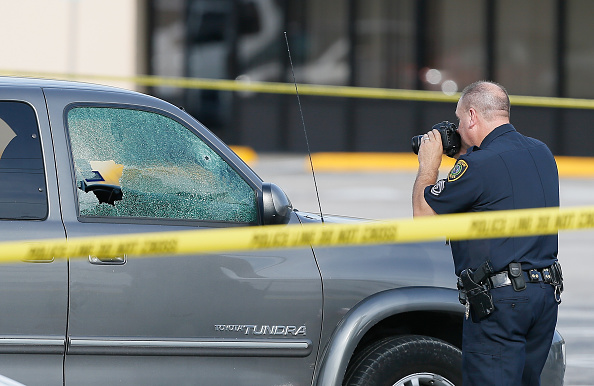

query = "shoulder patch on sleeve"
[430, 179, 446, 196]
[448, 159, 468, 182]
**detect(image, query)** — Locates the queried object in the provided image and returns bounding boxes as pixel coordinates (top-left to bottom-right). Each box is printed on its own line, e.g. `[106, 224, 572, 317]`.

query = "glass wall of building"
[149, 0, 594, 98]
[566, 0, 594, 98]
[352, 1, 416, 89]
[495, 0, 556, 96]
[148, 0, 594, 155]
[421, 0, 486, 94]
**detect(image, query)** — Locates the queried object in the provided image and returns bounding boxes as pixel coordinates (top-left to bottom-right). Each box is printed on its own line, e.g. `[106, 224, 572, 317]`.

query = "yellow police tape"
[1, 206, 594, 264]
[4, 69, 594, 110]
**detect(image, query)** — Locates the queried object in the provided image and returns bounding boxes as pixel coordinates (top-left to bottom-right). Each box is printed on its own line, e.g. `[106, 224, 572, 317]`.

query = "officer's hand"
[417, 129, 443, 171]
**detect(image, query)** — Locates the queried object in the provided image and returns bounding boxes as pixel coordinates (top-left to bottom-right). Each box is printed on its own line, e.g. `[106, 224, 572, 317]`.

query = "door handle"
[23, 256, 55, 263]
[88, 254, 127, 265]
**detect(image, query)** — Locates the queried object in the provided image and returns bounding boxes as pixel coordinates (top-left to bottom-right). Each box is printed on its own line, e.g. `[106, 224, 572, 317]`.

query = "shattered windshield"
[67, 107, 257, 223]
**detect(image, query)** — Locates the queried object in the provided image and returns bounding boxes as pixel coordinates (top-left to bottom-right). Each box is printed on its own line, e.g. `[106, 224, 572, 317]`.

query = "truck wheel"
[343, 335, 462, 386]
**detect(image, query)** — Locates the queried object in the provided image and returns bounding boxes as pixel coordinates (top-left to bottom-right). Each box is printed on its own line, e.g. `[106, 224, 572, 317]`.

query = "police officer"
[412, 81, 561, 385]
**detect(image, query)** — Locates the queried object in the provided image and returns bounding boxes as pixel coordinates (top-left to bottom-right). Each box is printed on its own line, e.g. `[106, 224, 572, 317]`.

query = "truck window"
[66, 106, 257, 224]
[0, 102, 47, 220]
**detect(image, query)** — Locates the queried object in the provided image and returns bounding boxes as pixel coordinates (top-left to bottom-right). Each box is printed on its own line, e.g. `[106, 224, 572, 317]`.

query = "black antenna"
[284, 32, 324, 223]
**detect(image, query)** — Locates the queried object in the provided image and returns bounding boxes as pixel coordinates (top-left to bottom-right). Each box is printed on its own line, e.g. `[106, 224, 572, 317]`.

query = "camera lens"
[411, 135, 423, 154]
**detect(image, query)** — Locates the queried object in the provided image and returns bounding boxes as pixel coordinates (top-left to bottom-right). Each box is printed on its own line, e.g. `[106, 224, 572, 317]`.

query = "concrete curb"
[309, 153, 594, 178]
[230, 147, 594, 178]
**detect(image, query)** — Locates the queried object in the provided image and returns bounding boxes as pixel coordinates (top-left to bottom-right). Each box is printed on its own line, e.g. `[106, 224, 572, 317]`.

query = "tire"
[343, 335, 462, 386]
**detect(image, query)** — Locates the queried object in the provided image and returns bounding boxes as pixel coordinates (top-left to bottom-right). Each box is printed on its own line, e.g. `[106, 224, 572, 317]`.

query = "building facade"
[1, 1, 592, 155]
[148, 0, 594, 156]
[0, 0, 147, 91]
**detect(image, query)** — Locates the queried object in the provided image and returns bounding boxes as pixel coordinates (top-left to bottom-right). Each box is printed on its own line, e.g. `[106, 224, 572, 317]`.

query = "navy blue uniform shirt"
[424, 124, 559, 275]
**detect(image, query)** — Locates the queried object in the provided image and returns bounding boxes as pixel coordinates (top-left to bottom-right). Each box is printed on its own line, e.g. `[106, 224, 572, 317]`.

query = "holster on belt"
[459, 260, 494, 322]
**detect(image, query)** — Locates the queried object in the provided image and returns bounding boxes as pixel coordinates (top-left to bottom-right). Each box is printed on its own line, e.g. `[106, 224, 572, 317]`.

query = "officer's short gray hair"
[460, 81, 510, 120]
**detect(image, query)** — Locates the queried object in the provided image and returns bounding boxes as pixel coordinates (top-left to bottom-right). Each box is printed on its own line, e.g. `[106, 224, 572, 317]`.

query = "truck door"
[44, 89, 323, 386]
[0, 86, 68, 385]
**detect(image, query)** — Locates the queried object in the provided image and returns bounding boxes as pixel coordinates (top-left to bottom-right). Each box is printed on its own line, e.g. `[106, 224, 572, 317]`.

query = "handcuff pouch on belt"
[458, 260, 494, 322]
[508, 262, 526, 291]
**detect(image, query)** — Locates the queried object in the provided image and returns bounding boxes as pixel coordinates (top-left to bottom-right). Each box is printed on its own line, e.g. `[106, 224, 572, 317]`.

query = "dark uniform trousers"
[462, 282, 558, 386]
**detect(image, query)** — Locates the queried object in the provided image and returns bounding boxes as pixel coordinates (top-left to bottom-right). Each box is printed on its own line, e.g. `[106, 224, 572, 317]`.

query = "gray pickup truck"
[0, 77, 564, 385]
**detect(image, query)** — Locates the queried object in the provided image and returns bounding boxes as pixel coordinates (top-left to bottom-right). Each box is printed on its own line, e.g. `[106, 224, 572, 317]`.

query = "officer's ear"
[468, 107, 479, 127]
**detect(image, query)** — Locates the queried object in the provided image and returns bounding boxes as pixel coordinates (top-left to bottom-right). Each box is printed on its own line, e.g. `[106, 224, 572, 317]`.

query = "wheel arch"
[313, 286, 464, 386]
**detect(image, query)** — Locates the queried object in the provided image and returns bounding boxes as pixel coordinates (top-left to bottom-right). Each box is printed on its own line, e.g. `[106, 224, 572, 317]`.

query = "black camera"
[411, 121, 461, 158]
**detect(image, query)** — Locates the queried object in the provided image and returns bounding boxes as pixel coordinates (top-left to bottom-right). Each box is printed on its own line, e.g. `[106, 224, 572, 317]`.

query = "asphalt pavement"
[252, 153, 594, 386]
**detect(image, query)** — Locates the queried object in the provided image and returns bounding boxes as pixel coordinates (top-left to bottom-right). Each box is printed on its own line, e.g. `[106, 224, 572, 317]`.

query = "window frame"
[63, 102, 260, 227]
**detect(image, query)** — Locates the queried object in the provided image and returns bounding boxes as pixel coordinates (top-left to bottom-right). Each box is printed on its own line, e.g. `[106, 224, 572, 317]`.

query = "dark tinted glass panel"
[355, 0, 416, 89]
[566, 0, 594, 98]
[0, 102, 47, 220]
[496, 0, 555, 96]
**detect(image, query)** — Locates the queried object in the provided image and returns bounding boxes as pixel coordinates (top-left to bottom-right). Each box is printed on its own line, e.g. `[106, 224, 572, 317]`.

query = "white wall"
[0, 0, 145, 90]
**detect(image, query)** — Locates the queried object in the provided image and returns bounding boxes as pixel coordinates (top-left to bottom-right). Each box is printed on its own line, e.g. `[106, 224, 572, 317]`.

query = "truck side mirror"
[261, 183, 292, 225]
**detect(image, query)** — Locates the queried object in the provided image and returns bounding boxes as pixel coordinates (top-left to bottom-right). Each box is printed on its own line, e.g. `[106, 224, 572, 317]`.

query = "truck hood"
[293, 210, 372, 224]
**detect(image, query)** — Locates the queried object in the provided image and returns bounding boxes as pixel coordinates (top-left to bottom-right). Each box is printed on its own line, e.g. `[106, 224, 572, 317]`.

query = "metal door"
[44, 88, 323, 385]
[0, 86, 68, 386]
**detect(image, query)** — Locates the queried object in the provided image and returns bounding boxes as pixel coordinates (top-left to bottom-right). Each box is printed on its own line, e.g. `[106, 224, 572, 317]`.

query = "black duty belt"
[488, 262, 563, 303]
[458, 261, 564, 316]
[489, 268, 553, 289]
